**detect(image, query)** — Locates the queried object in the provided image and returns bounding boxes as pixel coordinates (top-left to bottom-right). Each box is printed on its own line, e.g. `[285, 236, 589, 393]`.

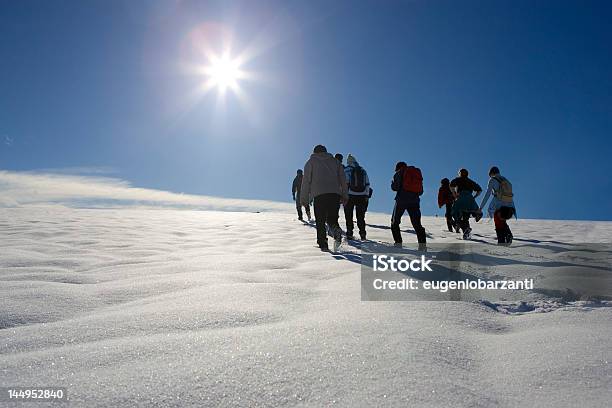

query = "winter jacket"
[344, 163, 371, 196]
[300, 152, 348, 205]
[438, 185, 454, 207]
[479, 176, 516, 218]
[391, 166, 421, 207]
[450, 176, 482, 218]
[452, 191, 480, 218]
[450, 176, 482, 194]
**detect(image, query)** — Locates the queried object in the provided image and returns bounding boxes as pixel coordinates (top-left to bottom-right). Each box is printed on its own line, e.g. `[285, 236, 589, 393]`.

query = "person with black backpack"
[343, 154, 371, 240]
[478, 166, 516, 244]
[390, 161, 427, 245]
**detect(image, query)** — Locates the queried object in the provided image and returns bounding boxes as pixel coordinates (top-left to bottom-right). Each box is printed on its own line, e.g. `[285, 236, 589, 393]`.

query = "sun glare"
[203, 53, 244, 93]
[182, 26, 263, 115]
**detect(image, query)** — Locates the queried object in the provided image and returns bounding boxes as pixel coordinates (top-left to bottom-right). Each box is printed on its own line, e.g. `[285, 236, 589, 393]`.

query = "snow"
[1, 205, 611, 407]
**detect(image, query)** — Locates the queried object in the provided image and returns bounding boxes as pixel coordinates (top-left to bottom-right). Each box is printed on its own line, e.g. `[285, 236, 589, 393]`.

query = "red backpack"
[402, 166, 423, 193]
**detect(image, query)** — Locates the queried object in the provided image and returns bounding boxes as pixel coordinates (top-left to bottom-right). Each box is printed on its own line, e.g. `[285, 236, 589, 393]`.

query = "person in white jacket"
[479, 166, 516, 244]
[343, 154, 371, 240]
[301, 145, 348, 251]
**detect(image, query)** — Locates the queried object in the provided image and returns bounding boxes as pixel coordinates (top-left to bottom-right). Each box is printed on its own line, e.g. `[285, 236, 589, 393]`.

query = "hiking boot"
[393, 242, 403, 248]
[318, 240, 329, 251]
[505, 232, 513, 245]
[462, 227, 472, 240]
[298, 217, 303, 221]
[495, 229, 505, 244]
[359, 232, 367, 240]
[346, 231, 354, 240]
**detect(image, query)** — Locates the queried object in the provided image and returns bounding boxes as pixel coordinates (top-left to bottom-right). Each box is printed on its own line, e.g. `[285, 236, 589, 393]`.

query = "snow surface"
[1, 205, 611, 407]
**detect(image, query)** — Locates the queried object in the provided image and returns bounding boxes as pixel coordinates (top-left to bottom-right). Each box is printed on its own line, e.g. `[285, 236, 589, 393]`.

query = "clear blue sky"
[1, 0, 611, 220]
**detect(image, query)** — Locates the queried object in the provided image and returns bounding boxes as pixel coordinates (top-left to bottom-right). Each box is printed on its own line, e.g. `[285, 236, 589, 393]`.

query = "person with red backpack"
[438, 178, 457, 233]
[343, 154, 371, 240]
[478, 166, 516, 244]
[390, 161, 427, 245]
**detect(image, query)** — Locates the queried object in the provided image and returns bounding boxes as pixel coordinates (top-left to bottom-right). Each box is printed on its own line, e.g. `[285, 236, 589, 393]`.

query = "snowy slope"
[1, 206, 611, 407]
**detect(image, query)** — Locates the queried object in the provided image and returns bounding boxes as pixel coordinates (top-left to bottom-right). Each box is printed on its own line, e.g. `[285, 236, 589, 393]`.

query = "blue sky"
[1, 0, 611, 220]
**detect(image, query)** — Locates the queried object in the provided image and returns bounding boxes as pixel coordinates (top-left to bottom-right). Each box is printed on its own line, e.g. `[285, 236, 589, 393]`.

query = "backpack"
[402, 166, 423, 193]
[349, 166, 367, 193]
[493, 176, 513, 202]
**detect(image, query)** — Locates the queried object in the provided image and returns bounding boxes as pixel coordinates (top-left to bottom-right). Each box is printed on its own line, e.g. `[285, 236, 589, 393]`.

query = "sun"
[203, 52, 244, 93]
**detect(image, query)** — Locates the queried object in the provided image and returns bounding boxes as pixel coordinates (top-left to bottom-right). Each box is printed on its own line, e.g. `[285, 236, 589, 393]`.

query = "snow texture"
[1, 205, 611, 407]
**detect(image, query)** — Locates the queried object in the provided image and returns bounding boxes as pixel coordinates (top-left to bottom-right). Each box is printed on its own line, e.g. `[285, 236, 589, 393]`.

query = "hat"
[347, 154, 357, 166]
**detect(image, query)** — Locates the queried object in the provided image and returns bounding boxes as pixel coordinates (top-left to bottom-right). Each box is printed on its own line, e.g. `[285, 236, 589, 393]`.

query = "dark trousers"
[295, 193, 310, 219]
[444, 204, 454, 232]
[391, 202, 426, 243]
[344, 195, 367, 236]
[314, 193, 341, 246]
[456, 212, 471, 233]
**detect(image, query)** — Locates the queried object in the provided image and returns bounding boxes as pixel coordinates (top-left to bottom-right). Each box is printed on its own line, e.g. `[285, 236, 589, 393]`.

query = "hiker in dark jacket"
[343, 154, 371, 240]
[438, 178, 456, 232]
[390, 161, 427, 245]
[292, 169, 311, 221]
[450, 168, 482, 239]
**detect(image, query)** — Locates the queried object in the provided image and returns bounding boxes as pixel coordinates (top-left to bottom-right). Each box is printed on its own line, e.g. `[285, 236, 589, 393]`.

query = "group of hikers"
[292, 144, 516, 251]
[437, 167, 515, 243]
